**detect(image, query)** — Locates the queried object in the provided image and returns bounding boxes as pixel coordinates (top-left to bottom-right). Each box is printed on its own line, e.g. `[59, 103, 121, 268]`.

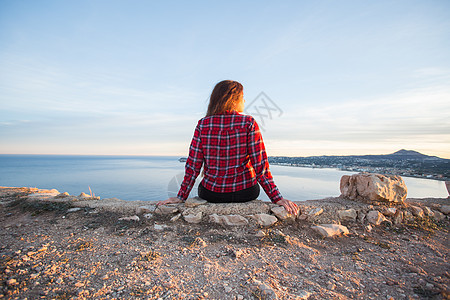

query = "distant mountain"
[357, 149, 444, 161]
[388, 149, 426, 158]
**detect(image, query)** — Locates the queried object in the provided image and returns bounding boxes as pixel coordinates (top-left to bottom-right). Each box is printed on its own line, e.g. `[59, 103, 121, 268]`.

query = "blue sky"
[1, 0, 449, 158]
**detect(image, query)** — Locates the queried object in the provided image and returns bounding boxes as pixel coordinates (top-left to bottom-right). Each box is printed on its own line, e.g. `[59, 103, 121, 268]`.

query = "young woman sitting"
[157, 80, 299, 215]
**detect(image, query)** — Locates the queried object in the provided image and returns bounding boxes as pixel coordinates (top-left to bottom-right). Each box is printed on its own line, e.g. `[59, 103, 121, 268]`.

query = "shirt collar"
[224, 110, 241, 115]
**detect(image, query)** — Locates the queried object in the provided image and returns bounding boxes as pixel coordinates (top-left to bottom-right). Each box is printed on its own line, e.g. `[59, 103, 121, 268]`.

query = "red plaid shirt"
[177, 111, 282, 203]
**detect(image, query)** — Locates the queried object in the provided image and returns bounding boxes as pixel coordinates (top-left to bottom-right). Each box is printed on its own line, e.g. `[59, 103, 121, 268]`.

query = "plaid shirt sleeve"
[177, 122, 204, 201]
[247, 119, 283, 203]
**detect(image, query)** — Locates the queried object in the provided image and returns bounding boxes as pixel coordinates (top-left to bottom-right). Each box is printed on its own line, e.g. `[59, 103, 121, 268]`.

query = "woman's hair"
[206, 80, 243, 116]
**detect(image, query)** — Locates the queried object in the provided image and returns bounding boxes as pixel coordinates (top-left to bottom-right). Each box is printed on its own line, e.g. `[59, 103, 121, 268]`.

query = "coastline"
[1, 186, 449, 299]
[271, 162, 449, 182]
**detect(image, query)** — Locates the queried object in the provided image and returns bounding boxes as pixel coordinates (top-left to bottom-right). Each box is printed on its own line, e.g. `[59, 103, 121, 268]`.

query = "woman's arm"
[247, 119, 283, 202]
[247, 119, 299, 215]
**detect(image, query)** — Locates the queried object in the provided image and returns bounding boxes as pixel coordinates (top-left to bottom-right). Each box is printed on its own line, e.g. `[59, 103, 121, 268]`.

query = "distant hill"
[354, 149, 444, 161]
[270, 149, 447, 161]
[269, 150, 450, 180]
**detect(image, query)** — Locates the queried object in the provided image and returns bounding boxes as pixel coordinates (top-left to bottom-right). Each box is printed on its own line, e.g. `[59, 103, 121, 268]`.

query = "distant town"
[269, 149, 450, 181]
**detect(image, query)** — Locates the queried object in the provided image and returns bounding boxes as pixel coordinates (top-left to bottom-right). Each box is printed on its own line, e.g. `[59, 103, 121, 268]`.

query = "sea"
[0, 155, 448, 202]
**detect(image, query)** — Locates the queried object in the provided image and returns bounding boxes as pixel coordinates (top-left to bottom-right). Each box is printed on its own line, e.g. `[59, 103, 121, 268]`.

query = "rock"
[251, 279, 278, 300]
[184, 197, 207, 208]
[404, 211, 414, 221]
[155, 205, 179, 215]
[56, 192, 70, 198]
[357, 212, 366, 223]
[209, 214, 248, 226]
[153, 224, 168, 231]
[382, 218, 393, 227]
[367, 210, 387, 225]
[94, 227, 105, 234]
[67, 208, 82, 213]
[136, 205, 155, 214]
[439, 205, 450, 215]
[250, 214, 278, 226]
[255, 230, 266, 237]
[432, 210, 445, 221]
[78, 192, 100, 200]
[183, 200, 270, 216]
[143, 213, 153, 219]
[295, 290, 312, 299]
[422, 206, 433, 216]
[340, 173, 407, 203]
[410, 206, 424, 218]
[425, 283, 434, 289]
[229, 248, 245, 259]
[28, 189, 60, 199]
[192, 237, 207, 248]
[118, 215, 140, 221]
[311, 224, 349, 238]
[308, 207, 323, 217]
[271, 206, 296, 220]
[406, 265, 424, 274]
[337, 208, 357, 221]
[382, 207, 397, 217]
[6, 278, 18, 286]
[393, 210, 404, 225]
[170, 213, 181, 222]
[183, 212, 203, 224]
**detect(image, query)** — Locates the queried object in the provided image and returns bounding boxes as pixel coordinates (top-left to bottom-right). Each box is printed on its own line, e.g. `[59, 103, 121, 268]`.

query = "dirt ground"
[0, 187, 449, 300]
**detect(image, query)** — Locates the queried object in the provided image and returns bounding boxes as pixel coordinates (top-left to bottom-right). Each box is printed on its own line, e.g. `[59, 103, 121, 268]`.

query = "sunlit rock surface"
[340, 173, 407, 203]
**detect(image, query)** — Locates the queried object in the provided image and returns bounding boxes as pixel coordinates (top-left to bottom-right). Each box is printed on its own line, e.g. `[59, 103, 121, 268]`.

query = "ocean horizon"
[0, 154, 448, 201]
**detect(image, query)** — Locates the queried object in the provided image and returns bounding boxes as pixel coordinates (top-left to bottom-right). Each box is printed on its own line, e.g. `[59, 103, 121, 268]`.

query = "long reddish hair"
[206, 80, 243, 117]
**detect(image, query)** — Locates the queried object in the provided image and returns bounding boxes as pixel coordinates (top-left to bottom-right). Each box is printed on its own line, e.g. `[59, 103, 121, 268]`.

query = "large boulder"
[340, 173, 407, 203]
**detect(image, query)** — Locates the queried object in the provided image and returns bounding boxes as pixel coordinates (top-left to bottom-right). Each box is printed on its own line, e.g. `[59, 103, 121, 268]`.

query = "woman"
[157, 80, 299, 215]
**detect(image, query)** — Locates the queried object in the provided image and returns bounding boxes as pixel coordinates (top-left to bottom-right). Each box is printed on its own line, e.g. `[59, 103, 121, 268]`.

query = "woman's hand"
[156, 197, 183, 206]
[277, 198, 299, 215]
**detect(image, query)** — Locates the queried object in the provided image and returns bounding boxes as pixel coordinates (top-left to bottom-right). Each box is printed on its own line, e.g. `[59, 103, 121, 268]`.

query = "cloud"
[261, 83, 450, 157]
[0, 52, 206, 117]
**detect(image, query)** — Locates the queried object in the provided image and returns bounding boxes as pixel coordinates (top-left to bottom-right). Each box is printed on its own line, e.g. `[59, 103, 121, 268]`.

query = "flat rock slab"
[183, 212, 203, 224]
[311, 224, 349, 238]
[73, 198, 150, 214]
[249, 214, 278, 226]
[209, 214, 249, 226]
[181, 200, 271, 216]
[27, 189, 60, 199]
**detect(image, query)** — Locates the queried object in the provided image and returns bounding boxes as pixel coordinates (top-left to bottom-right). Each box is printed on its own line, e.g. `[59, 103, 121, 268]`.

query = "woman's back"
[198, 111, 257, 192]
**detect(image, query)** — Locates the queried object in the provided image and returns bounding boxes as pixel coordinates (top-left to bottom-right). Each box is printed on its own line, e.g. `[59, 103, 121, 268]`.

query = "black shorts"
[198, 183, 260, 203]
